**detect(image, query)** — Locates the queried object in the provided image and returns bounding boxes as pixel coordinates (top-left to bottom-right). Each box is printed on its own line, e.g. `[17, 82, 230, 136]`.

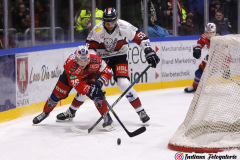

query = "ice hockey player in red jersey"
[184, 23, 216, 93]
[56, 7, 160, 123]
[33, 45, 114, 130]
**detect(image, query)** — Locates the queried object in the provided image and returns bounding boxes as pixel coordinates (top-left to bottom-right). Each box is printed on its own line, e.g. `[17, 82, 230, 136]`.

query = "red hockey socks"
[130, 98, 143, 112]
[70, 98, 84, 110]
[43, 98, 58, 113]
[94, 99, 108, 115]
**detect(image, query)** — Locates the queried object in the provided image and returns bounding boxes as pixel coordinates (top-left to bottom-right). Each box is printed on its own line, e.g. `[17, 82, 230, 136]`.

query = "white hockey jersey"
[86, 19, 151, 58]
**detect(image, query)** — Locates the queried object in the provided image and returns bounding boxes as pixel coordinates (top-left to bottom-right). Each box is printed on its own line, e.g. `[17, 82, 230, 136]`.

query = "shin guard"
[43, 97, 58, 113]
[94, 98, 108, 115]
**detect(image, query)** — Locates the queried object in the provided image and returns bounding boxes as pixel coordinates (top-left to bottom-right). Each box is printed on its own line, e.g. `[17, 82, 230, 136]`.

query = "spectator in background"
[75, 1, 103, 40]
[34, 0, 43, 28]
[188, 0, 204, 32]
[223, 0, 238, 33]
[210, 0, 222, 20]
[12, 3, 30, 33]
[178, 13, 200, 36]
[141, 0, 183, 35]
[179, 1, 187, 23]
[140, 0, 158, 24]
[20, 14, 31, 32]
[222, 0, 235, 19]
[39, 1, 50, 27]
[140, 15, 171, 37]
[9, 0, 24, 28]
[38, 1, 51, 38]
[210, 10, 234, 34]
[181, 7, 187, 23]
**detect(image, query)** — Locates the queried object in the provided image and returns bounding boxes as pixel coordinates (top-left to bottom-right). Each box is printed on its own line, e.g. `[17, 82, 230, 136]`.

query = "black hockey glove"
[87, 84, 106, 100]
[144, 47, 160, 68]
[93, 76, 105, 89]
[193, 46, 201, 59]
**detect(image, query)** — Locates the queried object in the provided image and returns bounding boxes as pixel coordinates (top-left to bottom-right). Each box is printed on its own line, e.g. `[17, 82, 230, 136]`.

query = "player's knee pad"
[117, 78, 139, 102]
[74, 92, 87, 102]
[117, 78, 131, 91]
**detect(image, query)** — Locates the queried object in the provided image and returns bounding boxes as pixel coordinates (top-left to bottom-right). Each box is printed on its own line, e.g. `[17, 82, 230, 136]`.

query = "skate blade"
[142, 121, 150, 126]
[56, 118, 73, 122]
[104, 124, 115, 132]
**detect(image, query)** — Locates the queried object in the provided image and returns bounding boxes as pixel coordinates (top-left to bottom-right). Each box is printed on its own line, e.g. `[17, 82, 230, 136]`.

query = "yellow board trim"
[0, 79, 193, 123]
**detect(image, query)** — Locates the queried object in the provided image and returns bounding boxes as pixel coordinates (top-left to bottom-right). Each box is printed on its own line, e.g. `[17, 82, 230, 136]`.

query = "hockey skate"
[56, 108, 76, 121]
[184, 86, 196, 93]
[102, 113, 114, 131]
[33, 112, 49, 124]
[137, 109, 150, 123]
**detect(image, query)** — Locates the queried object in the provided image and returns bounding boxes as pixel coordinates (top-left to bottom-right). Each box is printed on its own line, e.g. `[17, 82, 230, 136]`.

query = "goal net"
[168, 35, 240, 153]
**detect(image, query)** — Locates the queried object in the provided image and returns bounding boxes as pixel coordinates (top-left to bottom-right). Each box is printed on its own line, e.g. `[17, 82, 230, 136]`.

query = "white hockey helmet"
[75, 45, 90, 68]
[205, 23, 216, 33]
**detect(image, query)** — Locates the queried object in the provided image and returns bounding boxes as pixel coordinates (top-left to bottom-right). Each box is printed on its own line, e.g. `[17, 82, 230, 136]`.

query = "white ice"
[0, 87, 240, 160]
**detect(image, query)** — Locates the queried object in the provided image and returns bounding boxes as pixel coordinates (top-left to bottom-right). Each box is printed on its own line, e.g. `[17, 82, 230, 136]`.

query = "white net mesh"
[169, 35, 240, 152]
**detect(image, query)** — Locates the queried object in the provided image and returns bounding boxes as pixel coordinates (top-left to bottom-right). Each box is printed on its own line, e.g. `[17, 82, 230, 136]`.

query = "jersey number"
[137, 32, 146, 39]
[71, 79, 79, 87]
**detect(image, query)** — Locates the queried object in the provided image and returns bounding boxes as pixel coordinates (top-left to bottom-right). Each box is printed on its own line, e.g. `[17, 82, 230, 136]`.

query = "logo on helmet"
[75, 45, 89, 60]
[75, 45, 90, 69]
[205, 23, 216, 40]
[205, 23, 216, 33]
[103, 7, 117, 22]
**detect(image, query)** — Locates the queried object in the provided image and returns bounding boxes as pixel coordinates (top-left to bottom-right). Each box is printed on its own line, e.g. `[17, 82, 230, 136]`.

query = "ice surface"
[0, 87, 239, 160]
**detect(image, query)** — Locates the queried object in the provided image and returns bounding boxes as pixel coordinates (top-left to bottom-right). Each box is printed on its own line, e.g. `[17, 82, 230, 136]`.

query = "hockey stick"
[102, 97, 146, 137]
[71, 64, 151, 134]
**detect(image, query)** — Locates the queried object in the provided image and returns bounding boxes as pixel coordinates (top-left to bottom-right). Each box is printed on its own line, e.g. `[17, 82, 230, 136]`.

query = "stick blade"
[71, 126, 89, 135]
[128, 126, 146, 137]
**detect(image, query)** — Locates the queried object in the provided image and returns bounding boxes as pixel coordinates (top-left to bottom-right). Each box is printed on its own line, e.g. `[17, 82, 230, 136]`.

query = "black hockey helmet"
[103, 7, 117, 22]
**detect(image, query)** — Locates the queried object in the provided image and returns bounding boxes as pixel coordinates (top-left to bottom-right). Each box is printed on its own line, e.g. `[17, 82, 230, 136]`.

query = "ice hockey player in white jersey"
[56, 7, 160, 124]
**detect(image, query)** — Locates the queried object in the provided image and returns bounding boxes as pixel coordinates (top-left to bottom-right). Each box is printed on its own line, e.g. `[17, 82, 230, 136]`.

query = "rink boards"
[0, 36, 203, 123]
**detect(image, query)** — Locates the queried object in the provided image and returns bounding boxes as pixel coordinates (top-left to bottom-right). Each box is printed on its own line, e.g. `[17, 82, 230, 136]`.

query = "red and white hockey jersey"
[196, 33, 210, 49]
[63, 54, 112, 95]
[86, 19, 151, 58]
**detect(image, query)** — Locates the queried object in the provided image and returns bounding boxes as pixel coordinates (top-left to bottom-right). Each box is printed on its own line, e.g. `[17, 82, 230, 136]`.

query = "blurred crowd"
[0, 0, 238, 49]
[138, 0, 237, 37]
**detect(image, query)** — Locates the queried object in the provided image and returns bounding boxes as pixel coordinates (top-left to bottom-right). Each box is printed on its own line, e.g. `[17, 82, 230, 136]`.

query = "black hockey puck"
[117, 138, 121, 145]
